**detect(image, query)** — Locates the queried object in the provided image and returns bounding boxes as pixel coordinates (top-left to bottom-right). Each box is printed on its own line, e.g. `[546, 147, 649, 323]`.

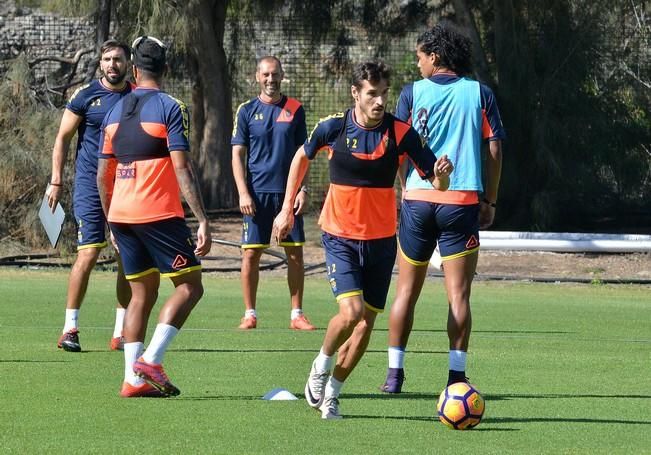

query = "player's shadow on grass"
[345, 392, 438, 400]
[171, 348, 319, 353]
[0, 359, 69, 363]
[179, 395, 266, 401]
[343, 414, 518, 431]
[171, 348, 447, 354]
[372, 328, 572, 335]
[483, 416, 651, 425]
[486, 392, 651, 401]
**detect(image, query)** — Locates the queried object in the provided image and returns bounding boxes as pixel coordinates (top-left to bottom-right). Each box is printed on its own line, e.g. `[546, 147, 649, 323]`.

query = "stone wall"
[0, 2, 94, 84]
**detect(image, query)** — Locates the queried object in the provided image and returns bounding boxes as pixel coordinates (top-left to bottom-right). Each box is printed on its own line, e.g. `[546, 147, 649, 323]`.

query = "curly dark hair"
[351, 60, 391, 89]
[416, 24, 473, 76]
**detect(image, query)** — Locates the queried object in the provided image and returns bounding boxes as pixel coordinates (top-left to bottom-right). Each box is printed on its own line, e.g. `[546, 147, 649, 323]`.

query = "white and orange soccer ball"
[436, 382, 485, 430]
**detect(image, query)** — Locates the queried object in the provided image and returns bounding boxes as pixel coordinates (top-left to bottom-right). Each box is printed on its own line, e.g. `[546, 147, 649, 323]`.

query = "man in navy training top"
[231, 56, 315, 331]
[47, 39, 133, 353]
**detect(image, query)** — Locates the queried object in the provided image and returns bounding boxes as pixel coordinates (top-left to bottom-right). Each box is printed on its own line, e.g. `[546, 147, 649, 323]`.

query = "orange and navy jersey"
[99, 87, 190, 224]
[304, 109, 435, 240]
[232, 95, 307, 193]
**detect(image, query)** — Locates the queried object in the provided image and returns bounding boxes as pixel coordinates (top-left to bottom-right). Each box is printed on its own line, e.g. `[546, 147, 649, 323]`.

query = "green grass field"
[1, 269, 650, 454]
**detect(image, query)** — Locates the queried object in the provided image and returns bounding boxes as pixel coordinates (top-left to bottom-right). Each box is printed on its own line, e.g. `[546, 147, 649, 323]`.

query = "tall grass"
[0, 56, 68, 252]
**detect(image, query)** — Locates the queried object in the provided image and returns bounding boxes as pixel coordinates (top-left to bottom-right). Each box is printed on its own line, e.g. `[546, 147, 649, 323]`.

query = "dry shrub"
[0, 56, 74, 253]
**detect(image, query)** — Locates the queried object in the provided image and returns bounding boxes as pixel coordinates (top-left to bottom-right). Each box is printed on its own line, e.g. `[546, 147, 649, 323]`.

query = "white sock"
[388, 346, 405, 369]
[314, 347, 334, 372]
[113, 308, 126, 338]
[63, 309, 79, 333]
[124, 342, 144, 386]
[141, 324, 179, 365]
[290, 309, 303, 320]
[324, 376, 344, 399]
[245, 309, 257, 318]
[449, 350, 467, 372]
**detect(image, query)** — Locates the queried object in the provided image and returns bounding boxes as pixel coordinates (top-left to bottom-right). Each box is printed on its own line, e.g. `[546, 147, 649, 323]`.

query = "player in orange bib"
[97, 36, 211, 398]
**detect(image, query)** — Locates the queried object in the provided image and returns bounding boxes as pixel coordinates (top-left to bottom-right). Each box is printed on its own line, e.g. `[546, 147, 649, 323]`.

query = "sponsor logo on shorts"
[172, 254, 188, 269]
[117, 163, 135, 179]
[466, 235, 479, 249]
[329, 278, 338, 293]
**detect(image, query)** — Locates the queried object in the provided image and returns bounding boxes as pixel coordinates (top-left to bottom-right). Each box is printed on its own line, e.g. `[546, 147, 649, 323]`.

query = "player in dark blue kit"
[273, 61, 453, 419]
[47, 40, 133, 352]
[380, 24, 505, 394]
[231, 56, 314, 330]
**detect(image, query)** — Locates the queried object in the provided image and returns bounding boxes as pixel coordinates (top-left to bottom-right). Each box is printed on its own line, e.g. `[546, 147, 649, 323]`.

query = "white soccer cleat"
[320, 396, 342, 420]
[304, 361, 330, 409]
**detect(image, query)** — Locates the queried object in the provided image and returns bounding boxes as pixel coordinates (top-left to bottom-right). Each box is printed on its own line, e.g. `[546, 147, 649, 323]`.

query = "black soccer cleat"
[57, 329, 82, 352]
[447, 369, 469, 386]
[380, 367, 405, 393]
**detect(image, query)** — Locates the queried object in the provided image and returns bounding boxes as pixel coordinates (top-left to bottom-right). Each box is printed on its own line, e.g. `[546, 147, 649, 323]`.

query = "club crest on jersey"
[172, 254, 188, 269]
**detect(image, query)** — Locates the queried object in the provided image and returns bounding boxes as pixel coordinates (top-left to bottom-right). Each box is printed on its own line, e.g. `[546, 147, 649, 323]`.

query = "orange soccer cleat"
[110, 335, 125, 351]
[238, 315, 257, 329]
[290, 314, 316, 331]
[133, 358, 180, 397]
[120, 381, 166, 398]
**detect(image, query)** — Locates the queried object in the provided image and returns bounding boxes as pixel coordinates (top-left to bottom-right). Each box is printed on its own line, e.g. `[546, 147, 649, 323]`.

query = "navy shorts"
[322, 232, 397, 313]
[242, 192, 304, 248]
[398, 200, 480, 264]
[109, 217, 201, 280]
[73, 180, 107, 250]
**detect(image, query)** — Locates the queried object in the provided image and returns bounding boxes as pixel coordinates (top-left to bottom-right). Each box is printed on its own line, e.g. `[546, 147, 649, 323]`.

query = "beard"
[104, 71, 127, 85]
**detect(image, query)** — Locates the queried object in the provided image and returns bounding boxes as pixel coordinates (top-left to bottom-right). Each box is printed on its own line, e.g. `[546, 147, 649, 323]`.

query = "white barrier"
[479, 231, 651, 253]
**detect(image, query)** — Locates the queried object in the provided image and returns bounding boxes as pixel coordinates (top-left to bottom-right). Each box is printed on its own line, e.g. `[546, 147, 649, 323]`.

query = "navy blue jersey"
[66, 79, 132, 189]
[231, 95, 307, 193]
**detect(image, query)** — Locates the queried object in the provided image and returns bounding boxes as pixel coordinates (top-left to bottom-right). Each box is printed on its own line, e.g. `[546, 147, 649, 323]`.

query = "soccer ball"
[436, 382, 485, 430]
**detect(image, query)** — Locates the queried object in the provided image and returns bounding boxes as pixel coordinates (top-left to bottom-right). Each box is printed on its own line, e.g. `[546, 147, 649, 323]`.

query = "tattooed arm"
[170, 150, 212, 256]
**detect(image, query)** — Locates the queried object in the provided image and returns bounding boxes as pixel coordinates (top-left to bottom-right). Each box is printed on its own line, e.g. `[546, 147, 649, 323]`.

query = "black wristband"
[300, 186, 309, 194]
[49, 182, 63, 187]
[482, 198, 496, 208]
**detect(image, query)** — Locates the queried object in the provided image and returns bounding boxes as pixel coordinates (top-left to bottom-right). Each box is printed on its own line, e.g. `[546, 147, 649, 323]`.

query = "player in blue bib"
[380, 24, 505, 393]
[231, 56, 315, 331]
[47, 40, 133, 353]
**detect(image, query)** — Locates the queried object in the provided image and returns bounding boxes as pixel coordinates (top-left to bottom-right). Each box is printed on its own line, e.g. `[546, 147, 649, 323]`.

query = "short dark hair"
[256, 55, 283, 72]
[416, 24, 473, 76]
[351, 61, 391, 89]
[132, 36, 166, 77]
[100, 39, 131, 60]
